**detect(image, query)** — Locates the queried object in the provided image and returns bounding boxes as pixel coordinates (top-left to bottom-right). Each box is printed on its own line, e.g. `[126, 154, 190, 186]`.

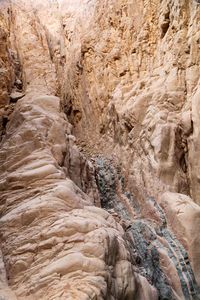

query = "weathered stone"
[0, 0, 200, 299]
[10, 92, 25, 102]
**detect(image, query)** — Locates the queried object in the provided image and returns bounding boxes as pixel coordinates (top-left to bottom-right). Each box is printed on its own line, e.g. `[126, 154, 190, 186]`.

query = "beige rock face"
[0, 93, 157, 299]
[0, 8, 12, 109]
[0, 0, 200, 299]
[0, 1, 158, 299]
[159, 192, 200, 286]
[94, 156, 200, 299]
[59, 0, 200, 206]
[0, 7, 14, 142]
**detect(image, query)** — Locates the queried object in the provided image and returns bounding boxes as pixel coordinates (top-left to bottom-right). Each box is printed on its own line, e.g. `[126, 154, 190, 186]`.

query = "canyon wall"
[0, 0, 200, 299]
[61, 0, 200, 206]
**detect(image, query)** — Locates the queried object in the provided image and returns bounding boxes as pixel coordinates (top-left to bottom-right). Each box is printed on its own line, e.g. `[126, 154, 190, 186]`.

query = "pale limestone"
[0, 90, 157, 299]
[159, 192, 200, 286]
[0, 0, 200, 299]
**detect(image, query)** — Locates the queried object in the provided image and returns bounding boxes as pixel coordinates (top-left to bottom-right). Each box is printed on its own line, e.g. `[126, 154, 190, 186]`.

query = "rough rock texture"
[0, 0, 200, 299]
[0, 92, 157, 299]
[0, 7, 13, 141]
[159, 192, 200, 286]
[0, 1, 158, 299]
[0, 7, 12, 109]
[61, 0, 200, 206]
[95, 155, 200, 299]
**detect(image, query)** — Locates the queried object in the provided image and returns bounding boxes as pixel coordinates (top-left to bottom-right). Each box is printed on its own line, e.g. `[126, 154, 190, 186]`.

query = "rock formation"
[0, 0, 200, 299]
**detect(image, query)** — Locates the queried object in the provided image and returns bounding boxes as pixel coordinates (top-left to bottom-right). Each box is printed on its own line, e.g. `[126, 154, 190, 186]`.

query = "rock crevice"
[0, 0, 200, 299]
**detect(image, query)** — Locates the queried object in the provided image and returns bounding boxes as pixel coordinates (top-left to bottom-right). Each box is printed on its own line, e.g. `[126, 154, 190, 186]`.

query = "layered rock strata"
[0, 1, 157, 299]
[0, 92, 157, 299]
[95, 155, 200, 299]
[0, 0, 200, 299]
[61, 0, 200, 206]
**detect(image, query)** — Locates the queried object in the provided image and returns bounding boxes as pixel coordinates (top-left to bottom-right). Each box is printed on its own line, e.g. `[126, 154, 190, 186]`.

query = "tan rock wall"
[0, 8, 12, 109]
[0, 0, 200, 299]
[0, 1, 158, 298]
[59, 0, 200, 205]
[0, 92, 157, 299]
[0, 7, 15, 144]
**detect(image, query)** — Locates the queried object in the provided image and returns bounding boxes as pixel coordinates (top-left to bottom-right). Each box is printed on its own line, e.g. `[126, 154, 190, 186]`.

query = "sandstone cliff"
[0, 0, 200, 299]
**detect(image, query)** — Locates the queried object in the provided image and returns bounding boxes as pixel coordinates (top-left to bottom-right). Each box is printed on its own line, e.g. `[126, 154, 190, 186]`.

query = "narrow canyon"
[0, 0, 200, 299]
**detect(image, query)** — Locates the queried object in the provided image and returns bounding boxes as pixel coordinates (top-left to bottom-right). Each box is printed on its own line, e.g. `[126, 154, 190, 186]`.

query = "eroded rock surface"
[0, 0, 200, 299]
[95, 155, 200, 299]
[60, 0, 200, 206]
[0, 93, 157, 299]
